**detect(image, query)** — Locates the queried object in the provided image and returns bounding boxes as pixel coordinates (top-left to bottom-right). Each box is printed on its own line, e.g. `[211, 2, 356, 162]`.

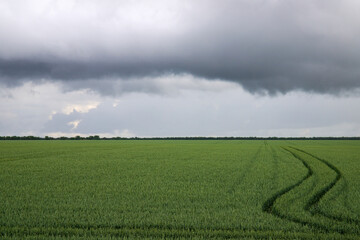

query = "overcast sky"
[1, 0, 360, 137]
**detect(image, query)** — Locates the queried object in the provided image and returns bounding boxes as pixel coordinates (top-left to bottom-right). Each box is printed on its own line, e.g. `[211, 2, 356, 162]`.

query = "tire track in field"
[227, 144, 263, 194]
[319, 176, 360, 222]
[262, 147, 321, 229]
[289, 147, 342, 212]
[291, 147, 360, 225]
[326, 176, 360, 219]
[262, 146, 359, 234]
[290, 147, 360, 224]
[275, 148, 319, 211]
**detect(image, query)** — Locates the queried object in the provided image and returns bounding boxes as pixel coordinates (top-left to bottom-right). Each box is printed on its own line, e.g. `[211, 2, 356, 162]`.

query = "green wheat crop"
[0, 140, 359, 239]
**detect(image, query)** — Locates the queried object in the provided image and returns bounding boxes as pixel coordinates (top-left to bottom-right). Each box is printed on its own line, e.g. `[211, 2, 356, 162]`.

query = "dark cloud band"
[1, 0, 360, 95]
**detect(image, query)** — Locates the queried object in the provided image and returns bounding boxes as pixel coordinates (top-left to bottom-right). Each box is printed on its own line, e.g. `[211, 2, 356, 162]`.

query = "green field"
[1, 140, 360, 239]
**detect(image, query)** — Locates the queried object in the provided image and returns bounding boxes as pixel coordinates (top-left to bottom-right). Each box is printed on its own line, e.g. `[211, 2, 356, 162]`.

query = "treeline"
[1, 136, 360, 140]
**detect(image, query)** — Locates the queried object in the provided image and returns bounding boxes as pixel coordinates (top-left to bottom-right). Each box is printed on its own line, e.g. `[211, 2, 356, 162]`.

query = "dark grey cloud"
[1, 0, 360, 95]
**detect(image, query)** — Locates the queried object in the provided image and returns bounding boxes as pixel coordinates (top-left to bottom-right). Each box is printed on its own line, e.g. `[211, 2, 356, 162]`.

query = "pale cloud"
[0, 81, 102, 136]
[251, 123, 360, 137]
[67, 120, 81, 130]
[45, 129, 136, 138]
[0, 76, 239, 136]
[48, 111, 57, 120]
[38, 82, 360, 137]
[115, 129, 136, 138]
[59, 73, 237, 97]
[62, 102, 99, 115]
[45, 132, 87, 138]
[1, 78, 359, 137]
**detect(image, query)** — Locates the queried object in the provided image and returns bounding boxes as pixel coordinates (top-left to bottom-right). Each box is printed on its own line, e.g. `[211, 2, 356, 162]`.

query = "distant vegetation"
[1, 140, 360, 239]
[1, 135, 360, 140]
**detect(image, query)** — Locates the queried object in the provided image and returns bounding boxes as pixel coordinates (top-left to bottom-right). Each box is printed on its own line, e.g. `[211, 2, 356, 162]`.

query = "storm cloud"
[1, 0, 360, 94]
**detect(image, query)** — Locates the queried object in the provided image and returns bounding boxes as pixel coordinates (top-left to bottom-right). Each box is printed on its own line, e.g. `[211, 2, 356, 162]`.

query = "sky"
[1, 0, 360, 137]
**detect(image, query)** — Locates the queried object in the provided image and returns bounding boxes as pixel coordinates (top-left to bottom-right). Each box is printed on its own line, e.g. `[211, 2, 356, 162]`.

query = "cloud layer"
[1, 0, 360, 94]
[2, 81, 360, 137]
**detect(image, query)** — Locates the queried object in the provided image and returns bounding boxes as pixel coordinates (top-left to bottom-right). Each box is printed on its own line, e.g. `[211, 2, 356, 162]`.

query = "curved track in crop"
[262, 146, 359, 234]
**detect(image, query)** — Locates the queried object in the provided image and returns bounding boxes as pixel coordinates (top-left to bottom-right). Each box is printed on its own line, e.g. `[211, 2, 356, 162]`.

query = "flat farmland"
[0, 140, 359, 239]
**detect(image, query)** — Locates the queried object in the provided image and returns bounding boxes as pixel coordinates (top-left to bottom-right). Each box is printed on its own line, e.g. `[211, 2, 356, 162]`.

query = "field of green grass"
[0, 140, 359, 239]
